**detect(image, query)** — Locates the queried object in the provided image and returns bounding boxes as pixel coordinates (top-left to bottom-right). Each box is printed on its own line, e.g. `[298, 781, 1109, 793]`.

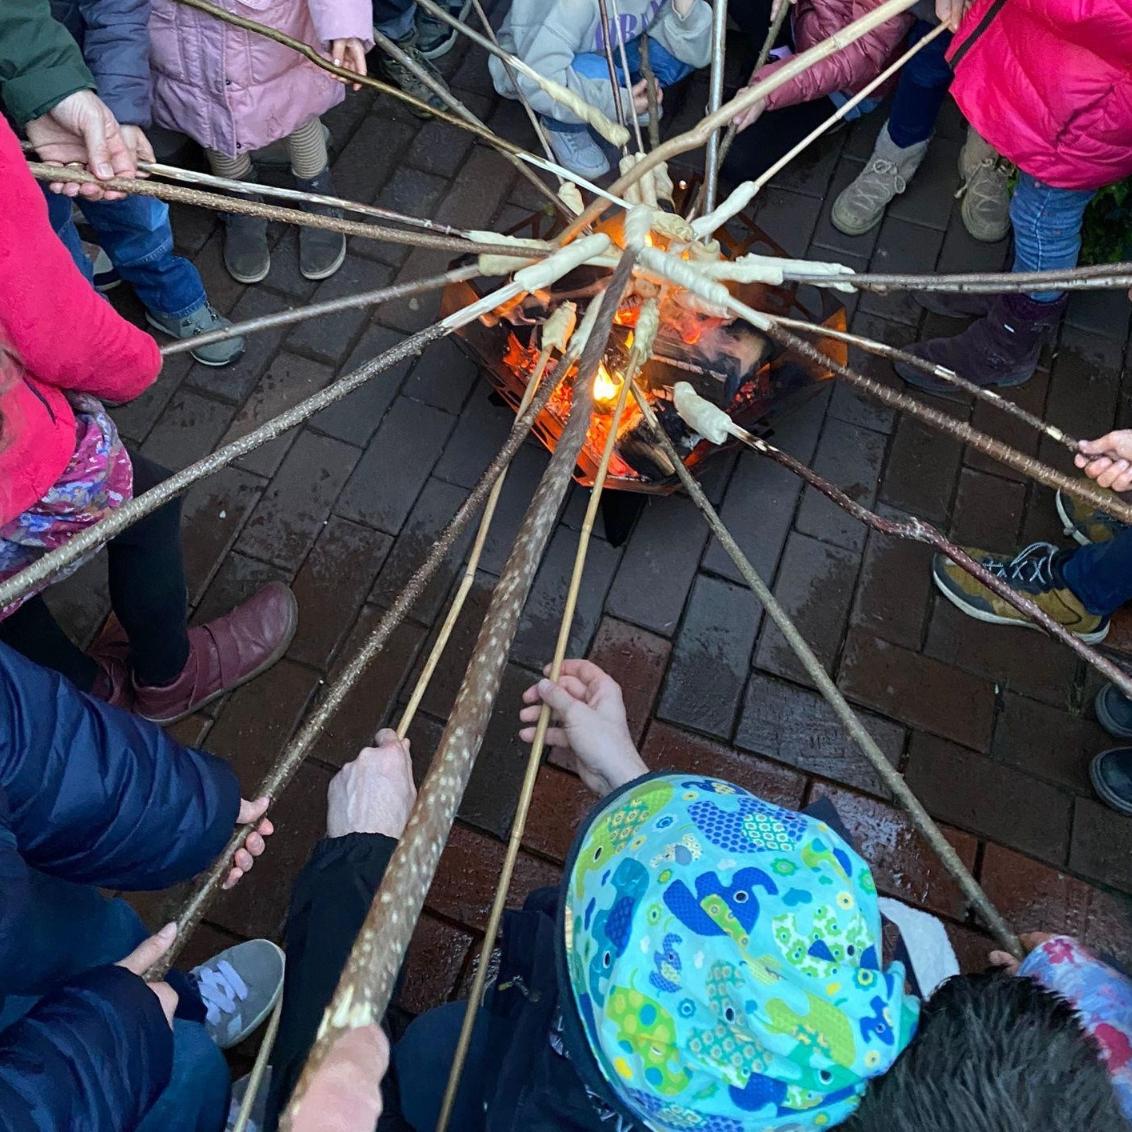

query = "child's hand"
[734, 92, 766, 132]
[631, 79, 659, 117]
[330, 38, 368, 91]
[988, 931, 1056, 975]
[1075, 430, 1132, 493]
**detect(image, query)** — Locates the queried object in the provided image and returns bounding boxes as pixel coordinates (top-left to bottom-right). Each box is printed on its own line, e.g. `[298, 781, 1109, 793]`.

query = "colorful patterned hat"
[559, 773, 919, 1130]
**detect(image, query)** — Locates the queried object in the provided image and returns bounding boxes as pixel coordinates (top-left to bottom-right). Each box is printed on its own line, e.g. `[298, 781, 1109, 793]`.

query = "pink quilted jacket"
[949, 0, 1132, 191]
[149, 0, 373, 156]
[756, 0, 914, 112]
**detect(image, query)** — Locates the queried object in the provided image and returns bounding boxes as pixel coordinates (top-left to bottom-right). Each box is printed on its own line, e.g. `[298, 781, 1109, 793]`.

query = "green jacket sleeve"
[0, 0, 94, 126]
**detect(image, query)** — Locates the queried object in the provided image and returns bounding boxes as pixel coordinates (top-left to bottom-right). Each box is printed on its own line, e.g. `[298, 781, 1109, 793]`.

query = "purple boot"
[897, 293, 1066, 399]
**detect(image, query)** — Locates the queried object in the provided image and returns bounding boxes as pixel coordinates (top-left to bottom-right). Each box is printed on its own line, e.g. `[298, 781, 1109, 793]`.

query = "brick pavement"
[57, 34, 1132, 1016]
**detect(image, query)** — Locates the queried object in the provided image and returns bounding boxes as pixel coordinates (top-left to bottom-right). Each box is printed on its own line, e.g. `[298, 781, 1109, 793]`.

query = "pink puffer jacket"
[757, 0, 914, 112]
[949, 0, 1132, 191]
[149, 0, 373, 156]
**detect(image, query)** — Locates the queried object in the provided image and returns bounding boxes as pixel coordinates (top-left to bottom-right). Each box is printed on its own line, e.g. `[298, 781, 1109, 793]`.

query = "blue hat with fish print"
[557, 773, 919, 1131]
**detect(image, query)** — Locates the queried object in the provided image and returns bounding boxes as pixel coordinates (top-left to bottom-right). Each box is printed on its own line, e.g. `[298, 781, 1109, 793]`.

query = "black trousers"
[0, 451, 190, 689]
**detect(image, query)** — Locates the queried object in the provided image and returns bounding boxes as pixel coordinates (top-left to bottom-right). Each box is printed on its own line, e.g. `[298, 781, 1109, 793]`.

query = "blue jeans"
[44, 189, 208, 319]
[571, 34, 693, 90]
[1009, 172, 1097, 302]
[1060, 527, 1132, 617]
[886, 19, 953, 148]
[0, 870, 230, 1132]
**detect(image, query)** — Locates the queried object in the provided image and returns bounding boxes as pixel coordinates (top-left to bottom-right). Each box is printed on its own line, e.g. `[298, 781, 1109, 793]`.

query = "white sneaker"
[191, 939, 285, 1050]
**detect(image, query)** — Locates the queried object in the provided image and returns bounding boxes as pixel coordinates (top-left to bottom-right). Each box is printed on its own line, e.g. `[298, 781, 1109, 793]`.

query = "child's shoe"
[133, 581, 298, 724]
[543, 118, 609, 179]
[416, 0, 470, 59]
[146, 302, 246, 367]
[223, 210, 270, 284]
[831, 122, 929, 236]
[957, 127, 1011, 243]
[293, 167, 347, 280]
[377, 27, 452, 116]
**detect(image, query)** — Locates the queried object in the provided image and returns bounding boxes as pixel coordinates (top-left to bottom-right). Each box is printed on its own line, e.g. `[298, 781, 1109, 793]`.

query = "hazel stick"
[631, 383, 1022, 957]
[279, 252, 638, 1131]
[701, 0, 730, 214]
[435, 315, 653, 1132]
[785, 263, 1132, 293]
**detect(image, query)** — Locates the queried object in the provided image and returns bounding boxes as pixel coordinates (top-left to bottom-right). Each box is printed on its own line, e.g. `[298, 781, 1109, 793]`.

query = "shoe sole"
[1095, 684, 1132, 741]
[829, 205, 884, 238]
[932, 565, 1110, 644]
[144, 311, 247, 368]
[142, 586, 300, 726]
[299, 240, 348, 281]
[217, 941, 286, 1050]
[1089, 753, 1132, 817]
[225, 258, 271, 285]
[1054, 489, 1094, 548]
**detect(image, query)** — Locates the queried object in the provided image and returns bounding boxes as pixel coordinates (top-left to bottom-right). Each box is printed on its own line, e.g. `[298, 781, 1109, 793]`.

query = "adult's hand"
[1075, 430, 1132, 493]
[115, 923, 179, 1026]
[935, 0, 970, 31]
[222, 797, 275, 890]
[25, 90, 136, 200]
[326, 730, 417, 839]
[519, 659, 648, 797]
[290, 1025, 389, 1132]
[120, 124, 156, 167]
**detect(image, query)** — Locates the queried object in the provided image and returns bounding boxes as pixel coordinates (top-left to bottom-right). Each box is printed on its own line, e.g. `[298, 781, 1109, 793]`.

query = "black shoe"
[293, 167, 346, 281]
[1089, 746, 1132, 816]
[913, 290, 994, 319]
[1096, 682, 1132, 740]
[221, 170, 270, 284]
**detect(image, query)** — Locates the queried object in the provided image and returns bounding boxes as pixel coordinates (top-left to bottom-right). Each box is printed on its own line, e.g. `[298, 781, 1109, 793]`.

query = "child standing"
[149, 0, 372, 284]
[489, 0, 712, 179]
[45, 0, 244, 367]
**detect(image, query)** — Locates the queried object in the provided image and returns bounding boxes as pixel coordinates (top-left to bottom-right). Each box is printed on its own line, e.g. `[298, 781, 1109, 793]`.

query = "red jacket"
[0, 118, 160, 527]
[757, 0, 915, 112]
[949, 0, 1132, 191]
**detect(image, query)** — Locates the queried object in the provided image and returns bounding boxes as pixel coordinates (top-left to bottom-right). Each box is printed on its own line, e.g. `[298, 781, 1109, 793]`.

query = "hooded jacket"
[0, 642, 241, 1130]
[948, 0, 1132, 191]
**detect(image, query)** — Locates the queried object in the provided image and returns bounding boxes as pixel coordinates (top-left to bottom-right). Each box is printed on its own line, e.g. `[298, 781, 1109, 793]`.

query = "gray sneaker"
[831, 123, 929, 236]
[542, 118, 609, 179]
[191, 938, 285, 1050]
[146, 302, 247, 367]
[957, 127, 1011, 243]
[377, 27, 452, 117]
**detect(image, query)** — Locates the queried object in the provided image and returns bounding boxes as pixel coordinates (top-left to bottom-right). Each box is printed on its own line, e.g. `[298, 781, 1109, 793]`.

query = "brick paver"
[64, 32, 1132, 1015]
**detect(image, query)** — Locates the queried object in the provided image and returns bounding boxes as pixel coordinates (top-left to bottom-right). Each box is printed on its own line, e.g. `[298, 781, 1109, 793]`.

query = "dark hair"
[842, 970, 1128, 1131]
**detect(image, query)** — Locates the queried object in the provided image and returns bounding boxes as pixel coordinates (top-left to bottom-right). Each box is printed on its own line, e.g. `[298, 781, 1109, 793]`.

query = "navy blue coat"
[49, 0, 152, 125]
[0, 642, 241, 1129]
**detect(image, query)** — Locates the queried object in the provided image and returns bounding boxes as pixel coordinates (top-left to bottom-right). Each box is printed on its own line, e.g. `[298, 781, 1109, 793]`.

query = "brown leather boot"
[87, 613, 134, 710]
[134, 582, 299, 725]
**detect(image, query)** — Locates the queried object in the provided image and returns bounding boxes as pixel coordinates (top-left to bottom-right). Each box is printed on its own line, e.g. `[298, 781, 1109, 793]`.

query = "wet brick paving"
[54, 32, 1132, 1016]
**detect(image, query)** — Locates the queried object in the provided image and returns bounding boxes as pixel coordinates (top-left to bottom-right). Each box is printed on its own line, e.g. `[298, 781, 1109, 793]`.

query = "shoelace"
[982, 541, 1058, 589]
[857, 158, 906, 199]
[955, 155, 1011, 203]
[195, 958, 250, 1026]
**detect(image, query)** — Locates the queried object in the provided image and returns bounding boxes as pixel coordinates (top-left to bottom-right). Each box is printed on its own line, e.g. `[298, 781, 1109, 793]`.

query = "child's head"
[557, 773, 919, 1130]
[842, 968, 1126, 1131]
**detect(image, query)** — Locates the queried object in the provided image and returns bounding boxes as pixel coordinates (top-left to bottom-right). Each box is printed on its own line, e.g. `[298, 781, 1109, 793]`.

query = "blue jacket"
[48, 0, 152, 125]
[0, 642, 241, 1129]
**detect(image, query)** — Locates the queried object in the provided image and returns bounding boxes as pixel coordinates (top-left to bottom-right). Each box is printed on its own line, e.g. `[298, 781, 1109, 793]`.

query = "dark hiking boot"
[222, 171, 270, 284]
[931, 540, 1109, 643]
[416, 0, 470, 59]
[913, 290, 994, 319]
[897, 293, 1067, 399]
[377, 26, 451, 117]
[133, 582, 298, 724]
[293, 167, 347, 280]
[1096, 682, 1132, 741]
[1056, 483, 1126, 547]
[1089, 747, 1132, 816]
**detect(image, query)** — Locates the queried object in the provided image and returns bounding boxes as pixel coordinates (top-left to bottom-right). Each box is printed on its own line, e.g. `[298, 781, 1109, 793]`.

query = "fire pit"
[441, 187, 848, 500]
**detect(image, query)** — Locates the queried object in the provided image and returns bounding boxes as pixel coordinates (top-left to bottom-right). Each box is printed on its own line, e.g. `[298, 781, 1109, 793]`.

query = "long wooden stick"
[767, 313, 1078, 451]
[608, 0, 646, 155]
[27, 163, 550, 259]
[434, 316, 653, 1132]
[563, 0, 921, 235]
[632, 383, 1022, 957]
[701, 0, 730, 214]
[596, 0, 629, 135]
[279, 253, 638, 1131]
[231, 997, 283, 1132]
[395, 345, 557, 738]
[786, 264, 1132, 294]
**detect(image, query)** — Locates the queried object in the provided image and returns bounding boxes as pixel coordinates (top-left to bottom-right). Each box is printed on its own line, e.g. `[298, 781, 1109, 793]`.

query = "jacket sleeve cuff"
[4, 66, 93, 126]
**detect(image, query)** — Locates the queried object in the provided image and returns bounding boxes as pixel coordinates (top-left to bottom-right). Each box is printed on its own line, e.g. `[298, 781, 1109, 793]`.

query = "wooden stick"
[27, 163, 551, 259]
[728, 424, 1132, 700]
[395, 345, 557, 738]
[435, 322, 652, 1132]
[766, 312, 1079, 451]
[638, 37, 662, 151]
[632, 383, 1023, 957]
[596, 0, 629, 135]
[786, 263, 1132, 294]
[701, 0, 731, 214]
[609, 0, 646, 155]
[563, 0, 921, 235]
[161, 266, 480, 356]
[279, 253, 638, 1131]
[231, 997, 283, 1132]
